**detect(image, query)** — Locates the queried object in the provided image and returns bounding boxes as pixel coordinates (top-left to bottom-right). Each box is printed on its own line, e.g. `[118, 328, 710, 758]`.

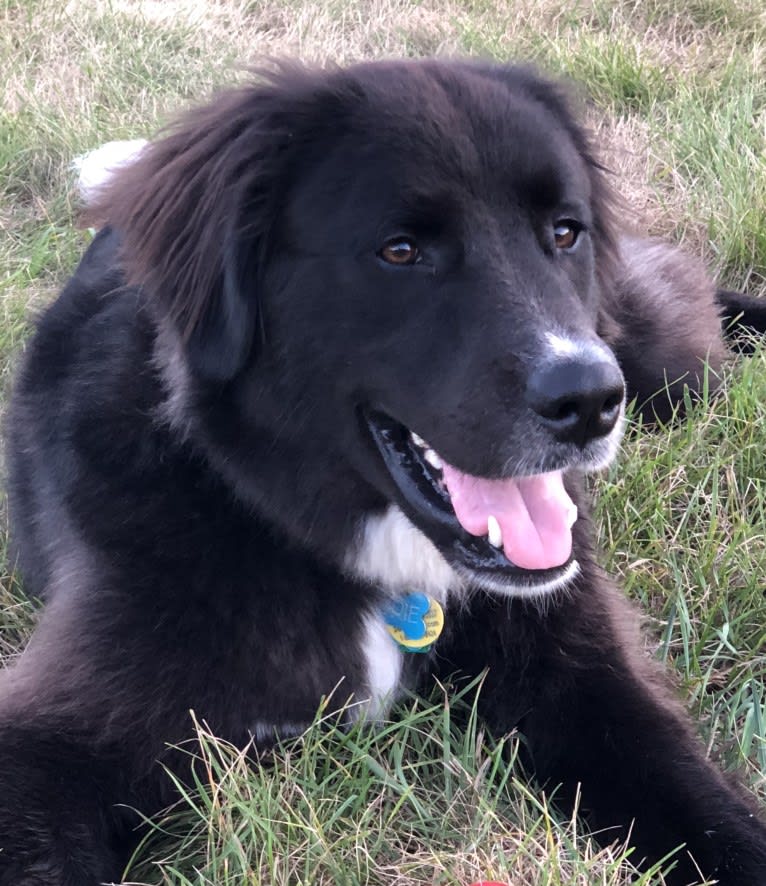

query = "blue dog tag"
[383, 592, 444, 653]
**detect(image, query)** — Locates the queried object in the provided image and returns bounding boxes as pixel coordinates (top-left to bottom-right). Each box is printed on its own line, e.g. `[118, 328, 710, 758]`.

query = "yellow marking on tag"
[385, 596, 444, 652]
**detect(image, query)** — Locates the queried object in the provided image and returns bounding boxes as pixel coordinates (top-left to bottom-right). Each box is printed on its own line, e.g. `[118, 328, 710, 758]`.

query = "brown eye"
[554, 221, 581, 251]
[379, 237, 420, 265]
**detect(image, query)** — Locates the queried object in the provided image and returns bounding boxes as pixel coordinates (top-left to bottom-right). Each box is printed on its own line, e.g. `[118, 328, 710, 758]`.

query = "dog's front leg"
[433, 586, 766, 885]
[0, 719, 132, 886]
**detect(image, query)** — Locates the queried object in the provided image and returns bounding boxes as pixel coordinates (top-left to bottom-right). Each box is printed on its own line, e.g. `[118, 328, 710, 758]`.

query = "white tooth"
[424, 448, 442, 471]
[566, 503, 578, 529]
[411, 432, 427, 449]
[487, 515, 503, 549]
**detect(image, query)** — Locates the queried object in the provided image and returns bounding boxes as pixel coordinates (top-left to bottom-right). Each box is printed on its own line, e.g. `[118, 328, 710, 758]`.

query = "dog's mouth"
[364, 411, 580, 591]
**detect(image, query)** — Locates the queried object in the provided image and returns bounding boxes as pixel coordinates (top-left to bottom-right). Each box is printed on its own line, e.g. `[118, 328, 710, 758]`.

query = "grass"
[124, 699, 671, 886]
[1, 0, 765, 883]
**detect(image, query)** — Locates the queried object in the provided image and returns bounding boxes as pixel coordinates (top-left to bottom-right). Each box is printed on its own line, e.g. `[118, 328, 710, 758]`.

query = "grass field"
[2, 0, 766, 883]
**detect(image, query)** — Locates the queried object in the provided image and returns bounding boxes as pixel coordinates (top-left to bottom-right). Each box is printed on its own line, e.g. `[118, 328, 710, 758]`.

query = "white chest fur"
[346, 505, 461, 605]
[359, 613, 404, 719]
[346, 505, 460, 719]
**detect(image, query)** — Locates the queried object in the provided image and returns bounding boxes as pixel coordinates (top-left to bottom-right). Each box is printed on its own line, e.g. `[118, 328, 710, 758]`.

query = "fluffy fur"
[2, 59, 766, 885]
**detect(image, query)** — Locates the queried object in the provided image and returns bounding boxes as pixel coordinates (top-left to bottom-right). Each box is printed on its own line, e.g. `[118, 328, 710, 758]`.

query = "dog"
[2, 58, 766, 885]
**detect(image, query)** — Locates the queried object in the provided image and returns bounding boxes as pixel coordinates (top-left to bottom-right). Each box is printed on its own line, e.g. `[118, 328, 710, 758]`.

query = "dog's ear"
[83, 80, 295, 382]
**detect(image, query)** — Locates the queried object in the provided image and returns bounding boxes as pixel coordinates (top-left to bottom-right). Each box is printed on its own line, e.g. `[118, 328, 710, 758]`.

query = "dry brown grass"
[6, 0, 762, 278]
[5, 0, 759, 244]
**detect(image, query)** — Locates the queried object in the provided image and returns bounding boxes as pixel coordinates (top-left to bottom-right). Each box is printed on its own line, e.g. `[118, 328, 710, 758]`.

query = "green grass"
[596, 358, 766, 779]
[1, 0, 766, 883]
[125, 694, 671, 886]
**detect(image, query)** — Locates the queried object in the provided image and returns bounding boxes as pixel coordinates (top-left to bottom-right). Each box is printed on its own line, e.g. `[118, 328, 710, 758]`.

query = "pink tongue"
[440, 465, 576, 571]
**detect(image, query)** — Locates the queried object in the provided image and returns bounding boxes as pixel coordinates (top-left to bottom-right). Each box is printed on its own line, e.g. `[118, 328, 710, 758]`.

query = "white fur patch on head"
[74, 138, 149, 203]
[357, 613, 404, 720]
[544, 331, 614, 363]
[542, 330, 626, 472]
[345, 505, 461, 605]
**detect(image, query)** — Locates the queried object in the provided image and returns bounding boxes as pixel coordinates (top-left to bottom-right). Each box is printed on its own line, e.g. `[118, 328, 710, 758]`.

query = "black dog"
[3, 59, 766, 885]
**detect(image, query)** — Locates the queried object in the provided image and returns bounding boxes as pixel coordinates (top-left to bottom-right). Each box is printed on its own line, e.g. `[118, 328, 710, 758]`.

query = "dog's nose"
[526, 357, 625, 447]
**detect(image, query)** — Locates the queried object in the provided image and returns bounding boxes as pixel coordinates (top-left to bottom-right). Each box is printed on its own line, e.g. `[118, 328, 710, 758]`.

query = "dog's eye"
[553, 221, 581, 252]
[379, 238, 421, 266]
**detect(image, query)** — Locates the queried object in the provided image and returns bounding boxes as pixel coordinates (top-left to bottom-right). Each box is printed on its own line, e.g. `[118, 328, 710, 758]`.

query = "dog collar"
[382, 592, 444, 653]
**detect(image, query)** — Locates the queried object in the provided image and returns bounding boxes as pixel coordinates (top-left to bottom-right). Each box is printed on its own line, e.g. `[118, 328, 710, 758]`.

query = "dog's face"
[100, 60, 626, 598]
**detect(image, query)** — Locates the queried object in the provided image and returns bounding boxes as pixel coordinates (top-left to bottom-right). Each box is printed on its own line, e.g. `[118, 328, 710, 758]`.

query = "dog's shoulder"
[18, 227, 149, 394]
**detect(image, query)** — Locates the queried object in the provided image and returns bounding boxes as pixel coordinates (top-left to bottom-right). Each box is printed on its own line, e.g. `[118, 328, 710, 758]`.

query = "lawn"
[1, 1, 765, 883]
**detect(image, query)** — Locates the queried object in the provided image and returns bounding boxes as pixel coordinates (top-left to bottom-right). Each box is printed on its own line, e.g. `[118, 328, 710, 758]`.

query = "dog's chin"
[453, 557, 581, 600]
[360, 409, 621, 598]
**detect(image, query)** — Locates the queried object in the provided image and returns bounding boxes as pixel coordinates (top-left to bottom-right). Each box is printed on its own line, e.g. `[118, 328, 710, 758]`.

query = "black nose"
[526, 357, 625, 447]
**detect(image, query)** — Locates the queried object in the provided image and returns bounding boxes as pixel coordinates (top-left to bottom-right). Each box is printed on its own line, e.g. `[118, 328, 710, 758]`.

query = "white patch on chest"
[358, 613, 404, 720]
[344, 507, 461, 719]
[345, 505, 462, 607]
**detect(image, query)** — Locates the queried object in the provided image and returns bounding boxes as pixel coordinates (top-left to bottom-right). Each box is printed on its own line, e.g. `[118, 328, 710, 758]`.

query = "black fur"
[718, 288, 766, 353]
[3, 59, 766, 885]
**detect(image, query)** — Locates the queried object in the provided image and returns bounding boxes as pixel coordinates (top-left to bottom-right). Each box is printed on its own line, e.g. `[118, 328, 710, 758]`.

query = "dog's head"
[88, 59, 625, 598]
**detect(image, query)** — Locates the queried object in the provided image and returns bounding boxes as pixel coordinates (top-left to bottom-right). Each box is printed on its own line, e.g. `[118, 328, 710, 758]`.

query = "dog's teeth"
[487, 515, 503, 549]
[423, 448, 442, 471]
[411, 432, 427, 449]
[567, 503, 578, 529]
